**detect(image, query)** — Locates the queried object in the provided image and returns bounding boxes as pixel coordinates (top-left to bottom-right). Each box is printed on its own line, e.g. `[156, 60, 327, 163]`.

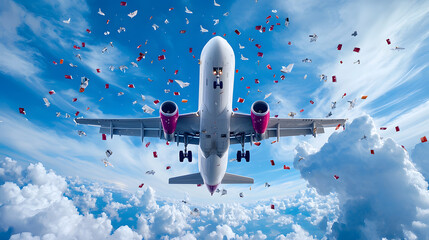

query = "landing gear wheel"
[187, 151, 192, 162]
[179, 151, 184, 162]
[245, 150, 250, 162]
[219, 81, 223, 89]
[237, 150, 242, 162]
[213, 81, 217, 89]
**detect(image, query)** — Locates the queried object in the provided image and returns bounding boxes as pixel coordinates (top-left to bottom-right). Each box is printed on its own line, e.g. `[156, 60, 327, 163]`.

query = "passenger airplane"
[75, 36, 346, 195]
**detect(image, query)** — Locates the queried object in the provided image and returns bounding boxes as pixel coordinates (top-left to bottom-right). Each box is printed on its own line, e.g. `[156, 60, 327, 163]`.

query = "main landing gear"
[179, 134, 192, 162]
[236, 150, 250, 162]
[236, 133, 250, 162]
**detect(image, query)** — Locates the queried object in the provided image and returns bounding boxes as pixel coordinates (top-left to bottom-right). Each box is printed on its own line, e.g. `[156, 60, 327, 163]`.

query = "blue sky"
[1, 0, 429, 239]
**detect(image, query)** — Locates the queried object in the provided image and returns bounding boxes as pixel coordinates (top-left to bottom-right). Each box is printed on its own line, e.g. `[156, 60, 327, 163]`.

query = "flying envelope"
[200, 25, 208, 33]
[395, 126, 400, 132]
[106, 150, 113, 158]
[128, 10, 138, 18]
[284, 165, 290, 170]
[380, 127, 387, 130]
[19, 108, 26, 115]
[43, 98, 50, 107]
[332, 76, 337, 82]
[145, 142, 151, 148]
[280, 64, 294, 73]
[120, 1, 126, 6]
[266, 64, 272, 70]
[337, 44, 342, 50]
[237, 97, 245, 103]
[353, 47, 360, 53]
[154, 100, 160, 105]
[65, 75, 72, 79]
[49, 90, 56, 95]
[361, 96, 368, 99]
[185, 6, 193, 14]
[139, 183, 144, 188]
[421, 136, 428, 143]
[270, 204, 275, 210]
[235, 29, 241, 35]
[142, 105, 154, 114]
[334, 175, 339, 179]
[371, 150, 375, 154]
[153, 152, 158, 158]
[270, 160, 275, 166]
[240, 54, 249, 60]
[386, 39, 391, 45]
[102, 134, 107, 140]
[128, 84, 135, 88]
[175, 80, 190, 88]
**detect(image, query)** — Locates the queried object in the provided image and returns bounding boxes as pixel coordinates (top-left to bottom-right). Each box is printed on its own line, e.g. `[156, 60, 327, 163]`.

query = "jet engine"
[251, 100, 270, 141]
[160, 101, 179, 141]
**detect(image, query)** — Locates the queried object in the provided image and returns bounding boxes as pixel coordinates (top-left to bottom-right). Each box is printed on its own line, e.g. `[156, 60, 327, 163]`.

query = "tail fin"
[222, 173, 254, 184]
[169, 173, 204, 184]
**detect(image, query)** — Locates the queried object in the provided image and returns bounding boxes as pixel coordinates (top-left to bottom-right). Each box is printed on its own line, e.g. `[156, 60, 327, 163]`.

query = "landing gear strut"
[179, 134, 192, 162]
[236, 133, 250, 162]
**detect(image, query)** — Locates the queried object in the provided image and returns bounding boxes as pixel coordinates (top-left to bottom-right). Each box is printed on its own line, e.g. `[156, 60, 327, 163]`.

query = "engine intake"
[160, 101, 179, 141]
[251, 101, 270, 141]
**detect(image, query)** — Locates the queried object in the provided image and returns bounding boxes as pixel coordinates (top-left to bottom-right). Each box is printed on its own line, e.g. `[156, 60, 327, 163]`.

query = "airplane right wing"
[230, 113, 346, 144]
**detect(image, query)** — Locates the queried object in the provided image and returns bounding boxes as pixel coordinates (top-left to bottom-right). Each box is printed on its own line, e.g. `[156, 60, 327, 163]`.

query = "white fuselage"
[198, 36, 235, 192]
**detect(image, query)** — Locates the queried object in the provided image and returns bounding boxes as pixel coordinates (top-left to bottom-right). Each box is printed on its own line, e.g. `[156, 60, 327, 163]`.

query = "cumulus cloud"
[294, 115, 429, 239]
[411, 142, 429, 181]
[0, 158, 140, 239]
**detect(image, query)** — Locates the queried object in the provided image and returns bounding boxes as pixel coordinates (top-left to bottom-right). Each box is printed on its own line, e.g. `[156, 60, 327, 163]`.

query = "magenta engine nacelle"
[251, 100, 270, 141]
[160, 101, 179, 141]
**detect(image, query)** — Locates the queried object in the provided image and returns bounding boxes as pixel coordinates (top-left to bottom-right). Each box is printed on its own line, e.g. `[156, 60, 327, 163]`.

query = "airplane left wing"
[230, 113, 346, 144]
[74, 113, 200, 144]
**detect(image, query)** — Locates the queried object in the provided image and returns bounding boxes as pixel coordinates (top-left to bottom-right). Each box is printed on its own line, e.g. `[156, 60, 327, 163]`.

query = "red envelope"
[189, 48, 192, 53]
[255, 25, 262, 31]
[421, 136, 427, 143]
[269, 25, 274, 31]
[235, 29, 241, 35]
[237, 97, 245, 103]
[386, 39, 391, 45]
[75, 111, 79, 116]
[174, 70, 178, 75]
[19, 108, 26, 115]
[153, 151, 158, 158]
[310, 100, 314, 104]
[154, 100, 160, 104]
[300, 109, 304, 113]
[139, 183, 144, 188]
[82, 42, 85, 47]
[102, 134, 107, 140]
[180, 30, 186, 34]
[266, 64, 272, 70]
[73, 98, 77, 102]
[257, 52, 263, 57]
[370, 150, 375, 154]
[128, 84, 135, 88]
[255, 44, 261, 49]
[334, 175, 339, 179]
[255, 79, 260, 84]
[270, 160, 275, 166]
[353, 47, 360, 53]
[158, 55, 166, 61]
[395, 126, 400, 132]
[270, 204, 275, 209]
[337, 44, 342, 50]
[49, 90, 55, 95]
[284, 165, 290, 170]
[120, 1, 127, 6]
[86, 29, 91, 33]
[65, 75, 72, 79]
[332, 76, 337, 82]
[166, 166, 171, 170]
[96, 69, 100, 73]
[254, 142, 261, 146]
[105, 84, 109, 89]
[380, 127, 387, 130]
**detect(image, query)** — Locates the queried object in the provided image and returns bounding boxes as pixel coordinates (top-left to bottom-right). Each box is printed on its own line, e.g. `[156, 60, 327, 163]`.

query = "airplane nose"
[206, 184, 219, 196]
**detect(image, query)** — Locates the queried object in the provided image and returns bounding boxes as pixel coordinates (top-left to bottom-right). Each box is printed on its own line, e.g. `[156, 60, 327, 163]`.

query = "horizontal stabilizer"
[169, 173, 204, 184]
[222, 173, 254, 184]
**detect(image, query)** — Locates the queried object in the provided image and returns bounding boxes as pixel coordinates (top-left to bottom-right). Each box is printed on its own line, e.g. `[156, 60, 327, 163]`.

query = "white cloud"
[294, 115, 429, 239]
[275, 224, 316, 240]
[412, 142, 429, 181]
[0, 158, 140, 239]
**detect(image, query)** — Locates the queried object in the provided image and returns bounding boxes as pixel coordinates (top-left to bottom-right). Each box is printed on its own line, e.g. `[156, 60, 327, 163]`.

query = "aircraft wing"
[230, 113, 346, 144]
[74, 113, 200, 144]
